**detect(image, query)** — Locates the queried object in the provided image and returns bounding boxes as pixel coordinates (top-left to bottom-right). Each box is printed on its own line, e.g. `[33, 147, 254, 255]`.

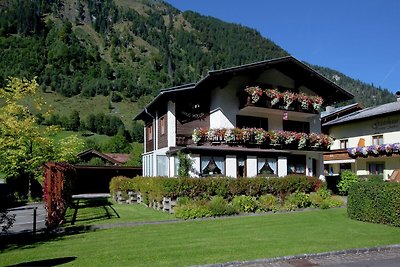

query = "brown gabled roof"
[134, 56, 354, 121]
[77, 149, 130, 165]
[104, 153, 130, 164]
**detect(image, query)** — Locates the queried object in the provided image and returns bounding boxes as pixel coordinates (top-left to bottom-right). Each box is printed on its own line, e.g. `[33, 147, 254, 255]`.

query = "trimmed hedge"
[110, 175, 323, 204]
[348, 181, 400, 227]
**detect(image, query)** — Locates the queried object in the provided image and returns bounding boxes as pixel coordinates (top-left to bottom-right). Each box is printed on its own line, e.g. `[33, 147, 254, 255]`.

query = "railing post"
[33, 207, 37, 235]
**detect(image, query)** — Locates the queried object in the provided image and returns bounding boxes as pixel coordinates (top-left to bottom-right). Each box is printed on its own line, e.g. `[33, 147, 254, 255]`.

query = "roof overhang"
[135, 56, 354, 122]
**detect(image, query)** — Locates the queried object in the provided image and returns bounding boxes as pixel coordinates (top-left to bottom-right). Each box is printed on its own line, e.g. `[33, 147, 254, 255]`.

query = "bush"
[348, 181, 400, 226]
[109, 176, 136, 196]
[320, 196, 344, 209]
[338, 170, 358, 195]
[258, 194, 279, 212]
[283, 192, 310, 211]
[232, 195, 259, 213]
[110, 175, 322, 202]
[174, 200, 211, 219]
[207, 196, 237, 216]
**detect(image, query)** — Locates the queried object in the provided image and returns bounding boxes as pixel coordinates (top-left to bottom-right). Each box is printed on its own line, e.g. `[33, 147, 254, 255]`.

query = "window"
[147, 124, 153, 141]
[157, 155, 168, 176]
[237, 157, 246, 177]
[340, 139, 349, 149]
[237, 115, 268, 130]
[174, 157, 180, 177]
[287, 155, 306, 175]
[283, 120, 310, 133]
[372, 135, 383, 145]
[201, 156, 225, 176]
[340, 163, 351, 172]
[257, 157, 277, 176]
[369, 162, 384, 175]
[160, 116, 166, 135]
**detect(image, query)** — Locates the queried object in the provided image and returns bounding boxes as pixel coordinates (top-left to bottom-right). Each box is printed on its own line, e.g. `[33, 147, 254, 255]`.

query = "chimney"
[396, 91, 400, 102]
[325, 106, 335, 113]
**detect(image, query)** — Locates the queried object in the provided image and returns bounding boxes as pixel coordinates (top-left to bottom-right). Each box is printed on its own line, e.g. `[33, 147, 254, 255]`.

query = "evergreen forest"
[0, 0, 396, 155]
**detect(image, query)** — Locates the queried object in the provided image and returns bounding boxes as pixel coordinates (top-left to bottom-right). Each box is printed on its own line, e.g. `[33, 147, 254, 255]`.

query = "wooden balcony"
[181, 128, 332, 152]
[239, 95, 319, 116]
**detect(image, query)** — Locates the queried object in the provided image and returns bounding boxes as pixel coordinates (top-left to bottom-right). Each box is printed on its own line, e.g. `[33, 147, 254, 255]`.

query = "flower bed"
[244, 86, 323, 112]
[192, 127, 333, 150]
[347, 143, 400, 158]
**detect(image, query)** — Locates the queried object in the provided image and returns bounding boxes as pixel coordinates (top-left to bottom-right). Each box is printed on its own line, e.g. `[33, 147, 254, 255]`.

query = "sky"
[164, 0, 400, 94]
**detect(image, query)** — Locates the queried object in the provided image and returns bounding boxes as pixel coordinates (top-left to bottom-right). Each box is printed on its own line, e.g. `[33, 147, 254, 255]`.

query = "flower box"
[244, 86, 323, 113]
[192, 127, 333, 151]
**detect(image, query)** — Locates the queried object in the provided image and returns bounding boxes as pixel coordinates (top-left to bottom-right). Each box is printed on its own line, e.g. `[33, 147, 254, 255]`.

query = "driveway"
[4, 203, 46, 235]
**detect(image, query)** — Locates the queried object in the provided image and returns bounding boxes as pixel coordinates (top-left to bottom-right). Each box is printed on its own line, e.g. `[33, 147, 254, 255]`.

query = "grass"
[63, 200, 175, 227]
[1, 208, 400, 266]
[36, 92, 141, 128]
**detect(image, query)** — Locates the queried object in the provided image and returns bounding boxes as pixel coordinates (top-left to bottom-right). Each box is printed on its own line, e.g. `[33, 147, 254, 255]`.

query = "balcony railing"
[191, 127, 333, 151]
[241, 86, 323, 114]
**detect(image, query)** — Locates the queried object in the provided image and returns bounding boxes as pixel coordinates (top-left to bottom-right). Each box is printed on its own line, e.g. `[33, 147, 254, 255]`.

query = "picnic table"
[71, 193, 119, 225]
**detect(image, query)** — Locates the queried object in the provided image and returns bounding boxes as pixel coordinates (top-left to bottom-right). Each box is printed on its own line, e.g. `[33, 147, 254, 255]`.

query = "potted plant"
[298, 93, 311, 110]
[192, 127, 208, 144]
[283, 91, 297, 110]
[265, 88, 283, 106]
[245, 86, 263, 104]
[311, 95, 324, 111]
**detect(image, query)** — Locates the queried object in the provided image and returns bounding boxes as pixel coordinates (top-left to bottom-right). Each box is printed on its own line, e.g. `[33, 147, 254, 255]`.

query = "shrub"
[338, 170, 358, 195]
[283, 192, 310, 211]
[258, 194, 279, 212]
[348, 181, 400, 226]
[174, 200, 211, 219]
[177, 152, 193, 177]
[207, 196, 237, 216]
[320, 196, 344, 209]
[309, 192, 324, 208]
[109, 176, 135, 196]
[232, 195, 259, 213]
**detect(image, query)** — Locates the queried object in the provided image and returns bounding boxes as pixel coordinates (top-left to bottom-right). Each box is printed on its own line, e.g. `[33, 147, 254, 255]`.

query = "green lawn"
[2, 208, 400, 267]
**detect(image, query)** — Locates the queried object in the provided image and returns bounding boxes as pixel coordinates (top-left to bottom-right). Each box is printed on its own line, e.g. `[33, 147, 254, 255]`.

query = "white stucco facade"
[324, 107, 400, 180]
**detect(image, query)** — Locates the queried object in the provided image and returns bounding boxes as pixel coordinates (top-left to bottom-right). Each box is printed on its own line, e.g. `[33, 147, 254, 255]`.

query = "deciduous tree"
[0, 77, 84, 198]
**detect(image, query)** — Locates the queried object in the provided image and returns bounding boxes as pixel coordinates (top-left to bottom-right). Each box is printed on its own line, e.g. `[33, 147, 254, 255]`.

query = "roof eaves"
[322, 104, 399, 127]
[321, 103, 360, 119]
[134, 83, 196, 121]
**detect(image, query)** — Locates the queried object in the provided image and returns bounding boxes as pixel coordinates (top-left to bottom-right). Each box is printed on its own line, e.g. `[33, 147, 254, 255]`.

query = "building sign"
[372, 117, 400, 131]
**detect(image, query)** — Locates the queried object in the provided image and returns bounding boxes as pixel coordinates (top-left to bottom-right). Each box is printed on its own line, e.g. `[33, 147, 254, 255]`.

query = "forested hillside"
[0, 0, 395, 118]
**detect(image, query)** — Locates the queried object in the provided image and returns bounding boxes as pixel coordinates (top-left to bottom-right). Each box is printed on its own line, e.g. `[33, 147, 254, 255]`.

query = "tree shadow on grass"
[6, 256, 77, 266]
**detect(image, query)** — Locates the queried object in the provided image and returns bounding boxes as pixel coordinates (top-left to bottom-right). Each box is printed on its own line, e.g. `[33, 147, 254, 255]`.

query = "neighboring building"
[321, 103, 362, 126]
[323, 100, 400, 180]
[78, 149, 130, 166]
[134, 56, 353, 178]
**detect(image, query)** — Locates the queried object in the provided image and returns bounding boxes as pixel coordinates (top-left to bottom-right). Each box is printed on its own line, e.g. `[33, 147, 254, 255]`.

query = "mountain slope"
[0, 0, 395, 118]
